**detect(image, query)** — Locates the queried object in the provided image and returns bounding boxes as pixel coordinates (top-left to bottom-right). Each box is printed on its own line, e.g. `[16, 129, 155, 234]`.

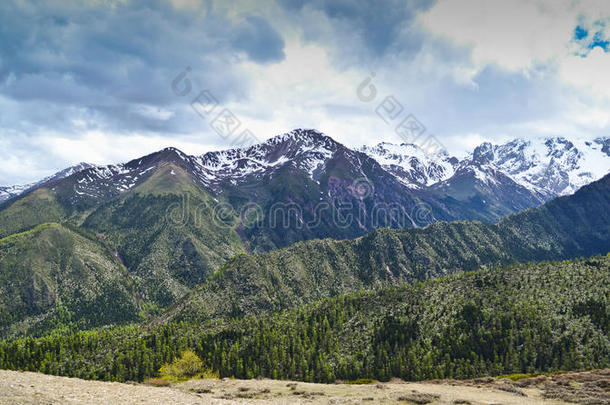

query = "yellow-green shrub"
[159, 350, 203, 378]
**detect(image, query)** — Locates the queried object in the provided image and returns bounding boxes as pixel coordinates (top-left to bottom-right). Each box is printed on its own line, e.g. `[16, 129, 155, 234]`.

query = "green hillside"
[0, 189, 68, 239]
[1, 255, 608, 383]
[82, 164, 245, 306]
[0, 223, 139, 339]
[163, 173, 610, 324]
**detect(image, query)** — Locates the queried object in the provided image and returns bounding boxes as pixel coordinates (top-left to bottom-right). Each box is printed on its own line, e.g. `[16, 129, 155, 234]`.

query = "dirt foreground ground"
[0, 369, 608, 404]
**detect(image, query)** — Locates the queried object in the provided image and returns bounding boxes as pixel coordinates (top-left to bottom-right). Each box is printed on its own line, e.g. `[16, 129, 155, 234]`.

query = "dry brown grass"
[143, 378, 171, 387]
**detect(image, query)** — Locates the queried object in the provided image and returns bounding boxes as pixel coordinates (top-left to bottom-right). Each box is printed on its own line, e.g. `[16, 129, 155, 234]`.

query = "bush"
[159, 350, 203, 378]
[497, 371, 564, 381]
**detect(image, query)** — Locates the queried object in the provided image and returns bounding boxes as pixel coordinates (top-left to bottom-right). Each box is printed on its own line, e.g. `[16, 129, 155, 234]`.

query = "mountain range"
[0, 129, 609, 338]
[159, 171, 610, 325]
[0, 129, 609, 389]
[2, 130, 608, 216]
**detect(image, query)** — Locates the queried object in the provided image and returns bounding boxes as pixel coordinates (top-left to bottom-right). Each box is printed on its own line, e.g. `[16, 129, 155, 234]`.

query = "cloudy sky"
[1, 0, 610, 184]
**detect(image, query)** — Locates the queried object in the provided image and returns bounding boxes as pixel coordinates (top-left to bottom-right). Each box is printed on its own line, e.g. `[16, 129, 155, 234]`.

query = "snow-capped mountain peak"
[473, 136, 610, 198]
[359, 142, 457, 188]
[195, 129, 340, 184]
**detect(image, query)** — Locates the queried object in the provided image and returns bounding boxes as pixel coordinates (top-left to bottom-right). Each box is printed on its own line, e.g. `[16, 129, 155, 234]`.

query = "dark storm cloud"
[231, 16, 286, 63]
[0, 0, 286, 135]
[280, 0, 435, 58]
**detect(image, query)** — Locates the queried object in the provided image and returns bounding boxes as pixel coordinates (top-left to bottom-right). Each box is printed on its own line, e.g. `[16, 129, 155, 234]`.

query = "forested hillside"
[81, 164, 245, 306]
[162, 173, 610, 324]
[1, 255, 608, 383]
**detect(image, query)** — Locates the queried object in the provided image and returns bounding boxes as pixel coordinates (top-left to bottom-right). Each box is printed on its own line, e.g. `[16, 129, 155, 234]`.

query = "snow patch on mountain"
[361, 135, 609, 203]
[470, 164, 499, 186]
[70, 163, 159, 199]
[0, 184, 32, 202]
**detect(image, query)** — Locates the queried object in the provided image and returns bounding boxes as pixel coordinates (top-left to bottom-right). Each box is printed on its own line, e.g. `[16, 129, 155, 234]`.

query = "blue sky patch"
[574, 25, 588, 40]
[573, 20, 609, 54]
[591, 31, 609, 51]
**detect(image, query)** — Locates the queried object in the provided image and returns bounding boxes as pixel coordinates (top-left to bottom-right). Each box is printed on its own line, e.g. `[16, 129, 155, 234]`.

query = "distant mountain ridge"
[359, 142, 458, 188]
[0, 163, 93, 202]
[361, 136, 609, 197]
[468, 136, 610, 198]
[362, 136, 610, 217]
[2, 131, 608, 217]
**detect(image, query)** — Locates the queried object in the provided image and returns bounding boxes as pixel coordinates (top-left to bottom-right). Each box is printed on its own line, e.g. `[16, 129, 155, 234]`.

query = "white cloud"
[420, 0, 610, 99]
[560, 47, 610, 96]
[419, 0, 575, 72]
[229, 41, 387, 146]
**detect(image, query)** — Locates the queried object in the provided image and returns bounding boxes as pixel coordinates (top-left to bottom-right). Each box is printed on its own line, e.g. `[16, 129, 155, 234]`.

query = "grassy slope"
[0, 188, 67, 239]
[0, 223, 140, 339]
[82, 164, 245, 306]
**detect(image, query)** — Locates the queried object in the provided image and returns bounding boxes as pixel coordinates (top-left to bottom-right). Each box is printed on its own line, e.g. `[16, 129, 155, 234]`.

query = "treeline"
[0, 256, 608, 383]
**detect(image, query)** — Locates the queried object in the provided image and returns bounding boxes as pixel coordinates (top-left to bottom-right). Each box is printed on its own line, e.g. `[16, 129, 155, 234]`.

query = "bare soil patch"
[1, 369, 607, 404]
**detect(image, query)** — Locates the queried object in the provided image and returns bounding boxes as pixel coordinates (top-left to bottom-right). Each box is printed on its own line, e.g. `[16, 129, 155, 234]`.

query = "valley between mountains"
[0, 129, 609, 396]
